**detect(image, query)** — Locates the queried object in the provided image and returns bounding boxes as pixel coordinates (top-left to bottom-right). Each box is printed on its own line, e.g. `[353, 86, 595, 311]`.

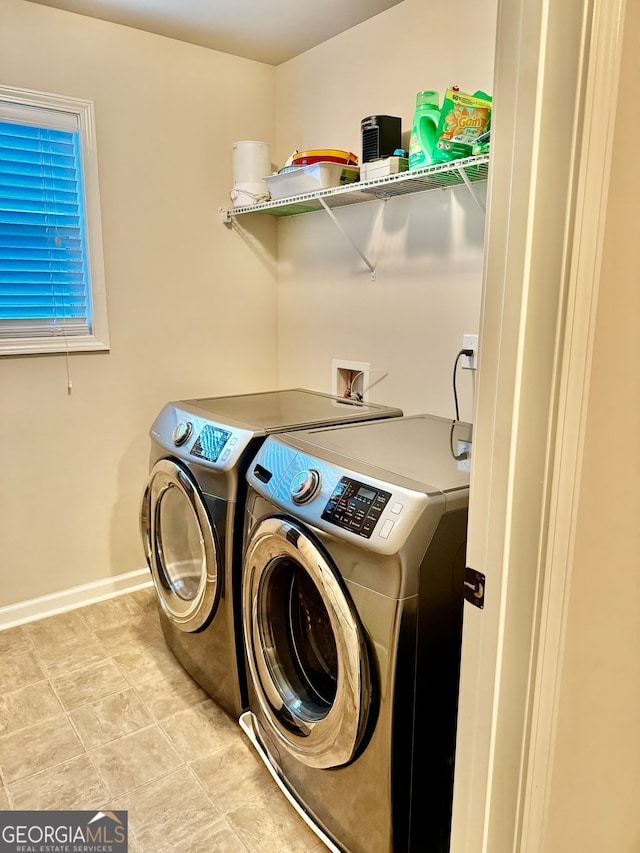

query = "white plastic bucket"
[232, 140, 271, 184]
[231, 141, 271, 205]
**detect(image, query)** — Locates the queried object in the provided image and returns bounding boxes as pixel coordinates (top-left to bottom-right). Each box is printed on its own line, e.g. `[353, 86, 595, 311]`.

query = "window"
[0, 85, 109, 355]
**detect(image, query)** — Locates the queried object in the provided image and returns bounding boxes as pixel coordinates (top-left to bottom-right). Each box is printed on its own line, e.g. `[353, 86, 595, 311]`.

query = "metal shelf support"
[456, 165, 487, 214]
[318, 197, 377, 281]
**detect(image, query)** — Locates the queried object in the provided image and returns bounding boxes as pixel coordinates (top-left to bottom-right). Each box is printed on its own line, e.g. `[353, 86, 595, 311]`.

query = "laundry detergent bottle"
[408, 90, 441, 170]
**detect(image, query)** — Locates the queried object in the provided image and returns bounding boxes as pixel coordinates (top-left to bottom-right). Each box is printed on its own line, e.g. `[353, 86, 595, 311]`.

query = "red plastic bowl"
[292, 149, 358, 166]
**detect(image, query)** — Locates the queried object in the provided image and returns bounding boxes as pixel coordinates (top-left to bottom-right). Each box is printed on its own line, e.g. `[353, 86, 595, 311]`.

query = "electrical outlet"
[332, 359, 370, 402]
[457, 440, 472, 472]
[462, 334, 479, 370]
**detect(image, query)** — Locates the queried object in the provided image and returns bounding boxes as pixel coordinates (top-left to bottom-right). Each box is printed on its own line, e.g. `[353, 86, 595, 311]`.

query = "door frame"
[450, 0, 627, 850]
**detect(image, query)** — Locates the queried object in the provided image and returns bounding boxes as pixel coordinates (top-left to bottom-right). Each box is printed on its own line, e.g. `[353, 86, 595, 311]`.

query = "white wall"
[273, 0, 497, 417]
[0, 0, 278, 611]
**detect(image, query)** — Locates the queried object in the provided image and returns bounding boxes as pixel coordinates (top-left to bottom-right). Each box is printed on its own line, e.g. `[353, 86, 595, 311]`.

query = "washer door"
[141, 458, 220, 633]
[243, 515, 372, 769]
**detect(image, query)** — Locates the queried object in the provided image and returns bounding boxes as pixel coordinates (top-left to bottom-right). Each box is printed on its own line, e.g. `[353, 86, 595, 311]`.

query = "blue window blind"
[0, 119, 91, 338]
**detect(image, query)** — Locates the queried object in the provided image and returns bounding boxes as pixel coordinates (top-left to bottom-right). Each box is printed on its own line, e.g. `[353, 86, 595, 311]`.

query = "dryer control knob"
[290, 469, 321, 504]
[172, 421, 193, 447]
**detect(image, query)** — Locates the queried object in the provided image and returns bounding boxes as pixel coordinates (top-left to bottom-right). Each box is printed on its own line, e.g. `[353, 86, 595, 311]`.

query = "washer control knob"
[290, 469, 321, 504]
[172, 421, 193, 447]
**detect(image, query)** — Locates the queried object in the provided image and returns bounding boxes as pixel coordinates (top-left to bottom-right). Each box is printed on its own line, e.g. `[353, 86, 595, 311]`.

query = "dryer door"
[141, 458, 220, 633]
[243, 515, 372, 769]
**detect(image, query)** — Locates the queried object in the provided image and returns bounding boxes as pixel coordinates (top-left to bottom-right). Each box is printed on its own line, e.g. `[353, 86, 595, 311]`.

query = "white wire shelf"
[220, 154, 489, 222]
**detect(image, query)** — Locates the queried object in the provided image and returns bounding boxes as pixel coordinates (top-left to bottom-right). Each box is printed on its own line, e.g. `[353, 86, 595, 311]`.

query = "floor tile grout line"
[47, 659, 131, 715]
[0, 680, 66, 740]
[0, 766, 11, 806]
[0, 595, 183, 791]
[74, 596, 149, 634]
[2, 692, 198, 809]
[1, 590, 322, 853]
[85, 748, 190, 808]
[0, 647, 46, 694]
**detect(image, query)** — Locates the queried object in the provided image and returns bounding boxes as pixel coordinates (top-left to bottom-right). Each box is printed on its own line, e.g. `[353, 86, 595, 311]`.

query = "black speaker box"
[361, 115, 402, 163]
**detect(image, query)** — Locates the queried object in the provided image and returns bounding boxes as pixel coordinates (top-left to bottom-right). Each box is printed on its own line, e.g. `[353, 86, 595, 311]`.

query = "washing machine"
[139, 388, 402, 719]
[240, 413, 472, 852]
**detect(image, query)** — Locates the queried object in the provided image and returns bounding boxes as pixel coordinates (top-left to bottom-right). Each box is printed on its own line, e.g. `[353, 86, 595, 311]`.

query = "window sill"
[0, 335, 110, 357]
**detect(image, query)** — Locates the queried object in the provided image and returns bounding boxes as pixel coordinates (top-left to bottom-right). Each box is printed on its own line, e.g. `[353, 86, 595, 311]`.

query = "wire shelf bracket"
[318, 197, 377, 281]
[456, 164, 487, 214]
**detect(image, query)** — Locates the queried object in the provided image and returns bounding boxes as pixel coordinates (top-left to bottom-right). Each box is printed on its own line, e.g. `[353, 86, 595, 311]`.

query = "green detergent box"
[431, 87, 492, 164]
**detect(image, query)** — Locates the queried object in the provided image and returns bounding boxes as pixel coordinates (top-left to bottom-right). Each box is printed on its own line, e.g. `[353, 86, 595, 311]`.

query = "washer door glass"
[141, 458, 220, 632]
[262, 556, 338, 721]
[243, 516, 371, 769]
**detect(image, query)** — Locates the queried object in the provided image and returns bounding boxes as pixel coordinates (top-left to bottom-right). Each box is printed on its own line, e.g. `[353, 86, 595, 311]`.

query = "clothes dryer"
[140, 389, 402, 718]
[240, 414, 472, 852]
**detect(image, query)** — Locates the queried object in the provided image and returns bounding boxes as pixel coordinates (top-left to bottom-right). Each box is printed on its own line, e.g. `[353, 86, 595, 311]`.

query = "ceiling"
[25, 0, 405, 66]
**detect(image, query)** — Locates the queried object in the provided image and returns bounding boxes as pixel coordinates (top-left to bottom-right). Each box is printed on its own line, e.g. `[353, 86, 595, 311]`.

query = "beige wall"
[1, 0, 497, 615]
[543, 0, 640, 848]
[0, 0, 278, 609]
[3, 0, 636, 848]
[273, 0, 497, 417]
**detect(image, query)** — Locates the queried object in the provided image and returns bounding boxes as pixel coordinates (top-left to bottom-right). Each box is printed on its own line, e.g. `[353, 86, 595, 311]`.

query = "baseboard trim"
[0, 568, 153, 631]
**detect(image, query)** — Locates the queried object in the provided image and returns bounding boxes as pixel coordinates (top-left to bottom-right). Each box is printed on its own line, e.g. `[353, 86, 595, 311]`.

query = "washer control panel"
[322, 476, 392, 539]
[247, 437, 434, 555]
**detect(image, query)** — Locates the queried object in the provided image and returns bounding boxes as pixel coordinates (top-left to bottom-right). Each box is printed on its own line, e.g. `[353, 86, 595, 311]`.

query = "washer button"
[379, 519, 395, 539]
[290, 469, 321, 504]
[391, 502, 404, 514]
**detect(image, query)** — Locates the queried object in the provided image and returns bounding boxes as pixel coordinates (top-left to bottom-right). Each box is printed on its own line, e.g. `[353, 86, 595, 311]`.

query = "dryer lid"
[181, 388, 402, 432]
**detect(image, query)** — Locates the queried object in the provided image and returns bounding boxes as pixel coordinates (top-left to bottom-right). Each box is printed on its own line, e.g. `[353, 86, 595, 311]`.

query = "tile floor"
[0, 587, 325, 852]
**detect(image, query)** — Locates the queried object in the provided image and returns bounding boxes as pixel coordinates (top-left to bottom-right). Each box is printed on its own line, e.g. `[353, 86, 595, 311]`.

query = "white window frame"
[0, 85, 109, 356]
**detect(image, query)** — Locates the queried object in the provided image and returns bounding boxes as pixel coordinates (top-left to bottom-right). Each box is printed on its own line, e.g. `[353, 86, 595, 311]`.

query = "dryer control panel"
[322, 477, 391, 539]
[149, 403, 255, 472]
[190, 423, 233, 463]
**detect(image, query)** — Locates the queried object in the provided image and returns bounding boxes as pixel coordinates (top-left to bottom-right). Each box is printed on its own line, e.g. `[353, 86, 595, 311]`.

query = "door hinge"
[464, 567, 485, 609]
